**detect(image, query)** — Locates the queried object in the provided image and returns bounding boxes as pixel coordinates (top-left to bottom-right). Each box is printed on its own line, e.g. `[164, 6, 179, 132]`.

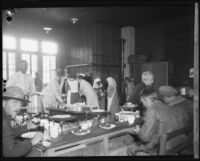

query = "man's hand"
[133, 125, 141, 134]
[27, 121, 39, 130]
[31, 132, 43, 146]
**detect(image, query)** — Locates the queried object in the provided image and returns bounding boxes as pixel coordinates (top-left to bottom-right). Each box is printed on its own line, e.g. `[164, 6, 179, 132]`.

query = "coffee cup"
[128, 115, 135, 125]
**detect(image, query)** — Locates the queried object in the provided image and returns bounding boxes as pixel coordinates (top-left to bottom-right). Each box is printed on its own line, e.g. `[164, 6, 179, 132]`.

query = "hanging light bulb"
[70, 17, 78, 24]
[6, 8, 15, 22]
[43, 27, 52, 34]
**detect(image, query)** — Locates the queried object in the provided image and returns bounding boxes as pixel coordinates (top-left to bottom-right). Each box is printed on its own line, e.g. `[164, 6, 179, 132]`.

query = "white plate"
[21, 132, 37, 139]
[91, 109, 105, 112]
[71, 129, 90, 136]
[99, 124, 116, 129]
[51, 115, 71, 119]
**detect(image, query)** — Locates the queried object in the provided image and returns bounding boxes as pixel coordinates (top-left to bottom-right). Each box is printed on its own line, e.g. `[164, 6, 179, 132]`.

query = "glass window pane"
[3, 36, 16, 49]
[8, 52, 16, 78]
[20, 38, 38, 52]
[21, 53, 31, 74]
[31, 54, 38, 78]
[43, 55, 56, 84]
[51, 56, 56, 70]
[41, 41, 57, 54]
[3, 51, 7, 79]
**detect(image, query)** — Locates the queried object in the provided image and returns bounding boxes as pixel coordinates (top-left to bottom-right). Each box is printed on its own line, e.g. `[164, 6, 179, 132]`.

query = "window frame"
[3, 49, 17, 80]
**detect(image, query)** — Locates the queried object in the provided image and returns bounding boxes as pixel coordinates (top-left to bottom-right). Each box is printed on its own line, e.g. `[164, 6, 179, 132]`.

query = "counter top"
[34, 118, 143, 156]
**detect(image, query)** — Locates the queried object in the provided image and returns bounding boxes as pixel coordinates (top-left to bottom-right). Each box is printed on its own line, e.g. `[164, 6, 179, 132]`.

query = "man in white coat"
[78, 76, 99, 108]
[6, 60, 36, 96]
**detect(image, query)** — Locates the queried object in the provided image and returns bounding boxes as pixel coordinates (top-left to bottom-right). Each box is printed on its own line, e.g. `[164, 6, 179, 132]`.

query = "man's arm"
[3, 136, 32, 157]
[13, 125, 28, 137]
[3, 120, 32, 157]
[139, 110, 158, 142]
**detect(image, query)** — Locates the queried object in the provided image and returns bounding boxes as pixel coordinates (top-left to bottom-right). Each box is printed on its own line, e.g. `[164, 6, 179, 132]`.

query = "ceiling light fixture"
[70, 17, 78, 24]
[6, 8, 15, 22]
[43, 27, 52, 34]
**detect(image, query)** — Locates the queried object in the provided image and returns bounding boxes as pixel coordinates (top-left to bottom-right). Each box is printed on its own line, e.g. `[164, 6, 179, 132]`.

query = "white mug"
[128, 115, 135, 125]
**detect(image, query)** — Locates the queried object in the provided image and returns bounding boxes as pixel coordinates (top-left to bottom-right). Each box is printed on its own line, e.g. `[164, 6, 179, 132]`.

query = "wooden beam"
[193, 2, 199, 159]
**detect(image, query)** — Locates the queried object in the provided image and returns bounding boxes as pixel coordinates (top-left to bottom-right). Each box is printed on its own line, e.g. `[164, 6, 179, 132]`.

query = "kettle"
[28, 92, 44, 114]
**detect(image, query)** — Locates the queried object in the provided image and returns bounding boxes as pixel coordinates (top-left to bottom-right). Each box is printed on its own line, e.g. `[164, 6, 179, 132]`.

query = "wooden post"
[194, 2, 199, 159]
[103, 136, 108, 155]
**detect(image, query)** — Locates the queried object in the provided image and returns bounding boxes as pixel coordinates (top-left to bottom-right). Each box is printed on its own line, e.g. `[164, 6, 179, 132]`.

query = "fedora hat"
[3, 86, 30, 103]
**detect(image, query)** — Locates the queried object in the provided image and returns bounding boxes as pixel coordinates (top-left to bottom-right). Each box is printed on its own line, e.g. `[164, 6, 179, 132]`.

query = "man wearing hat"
[158, 85, 193, 128]
[127, 88, 185, 155]
[3, 86, 43, 157]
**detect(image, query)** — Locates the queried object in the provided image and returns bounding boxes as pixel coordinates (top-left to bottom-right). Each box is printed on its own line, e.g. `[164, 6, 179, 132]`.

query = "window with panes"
[20, 38, 39, 78]
[3, 36, 17, 80]
[42, 41, 57, 84]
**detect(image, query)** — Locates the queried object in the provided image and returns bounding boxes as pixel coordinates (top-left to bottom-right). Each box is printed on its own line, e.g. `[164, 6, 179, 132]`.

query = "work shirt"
[6, 71, 36, 95]
[126, 82, 146, 104]
[2, 109, 32, 157]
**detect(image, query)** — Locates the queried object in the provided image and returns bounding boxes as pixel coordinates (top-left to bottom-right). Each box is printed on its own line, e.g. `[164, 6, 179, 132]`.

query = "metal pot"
[28, 92, 44, 114]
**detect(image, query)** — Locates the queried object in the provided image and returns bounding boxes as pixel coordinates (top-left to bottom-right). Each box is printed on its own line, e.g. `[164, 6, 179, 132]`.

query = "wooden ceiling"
[2, 2, 194, 28]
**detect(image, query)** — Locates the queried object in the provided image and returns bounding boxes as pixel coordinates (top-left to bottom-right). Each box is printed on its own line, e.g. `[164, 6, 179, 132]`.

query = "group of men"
[2, 60, 194, 157]
[125, 71, 193, 155]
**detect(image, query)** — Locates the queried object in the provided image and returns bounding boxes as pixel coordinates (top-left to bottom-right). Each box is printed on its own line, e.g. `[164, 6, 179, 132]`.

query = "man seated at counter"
[126, 71, 154, 105]
[127, 88, 185, 155]
[158, 85, 194, 128]
[126, 71, 154, 116]
[3, 86, 43, 157]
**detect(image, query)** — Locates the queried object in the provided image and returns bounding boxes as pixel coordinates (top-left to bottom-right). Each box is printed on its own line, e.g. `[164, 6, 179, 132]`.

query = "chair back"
[159, 126, 193, 155]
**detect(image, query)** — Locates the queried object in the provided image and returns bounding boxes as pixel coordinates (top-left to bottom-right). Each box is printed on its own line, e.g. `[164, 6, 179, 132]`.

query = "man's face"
[144, 77, 154, 86]
[5, 99, 22, 118]
[19, 62, 28, 73]
[141, 97, 153, 108]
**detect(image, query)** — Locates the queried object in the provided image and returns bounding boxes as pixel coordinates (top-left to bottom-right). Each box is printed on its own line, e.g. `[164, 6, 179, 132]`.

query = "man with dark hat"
[127, 88, 185, 155]
[158, 86, 193, 128]
[3, 86, 43, 157]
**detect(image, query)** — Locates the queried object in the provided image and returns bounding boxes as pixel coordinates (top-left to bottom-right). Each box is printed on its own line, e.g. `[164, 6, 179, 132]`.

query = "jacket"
[126, 82, 146, 104]
[2, 109, 32, 157]
[169, 95, 193, 128]
[139, 100, 186, 151]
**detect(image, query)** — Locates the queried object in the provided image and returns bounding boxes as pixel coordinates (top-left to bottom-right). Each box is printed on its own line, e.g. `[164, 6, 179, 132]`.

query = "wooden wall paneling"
[89, 25, 93, 64]
[84, 26, 89, 64]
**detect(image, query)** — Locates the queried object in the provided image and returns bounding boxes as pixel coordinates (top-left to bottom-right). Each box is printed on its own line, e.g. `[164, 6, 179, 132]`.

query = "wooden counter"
[47, 107, 111, 121]
[34, 119, 142, 156]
